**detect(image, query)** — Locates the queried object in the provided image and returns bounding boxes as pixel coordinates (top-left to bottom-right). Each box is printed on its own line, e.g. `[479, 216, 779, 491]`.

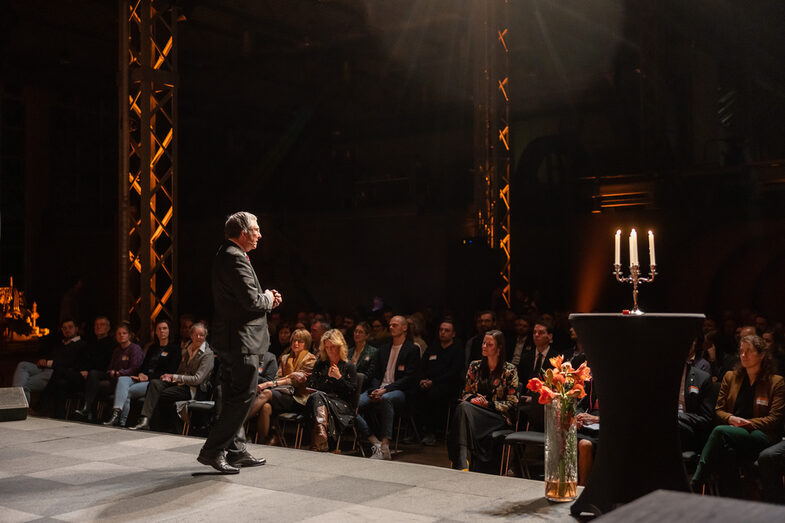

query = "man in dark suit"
[198, 211, 282, 474]
[357, 315, 421, 460]
[678, 364, 715, 453]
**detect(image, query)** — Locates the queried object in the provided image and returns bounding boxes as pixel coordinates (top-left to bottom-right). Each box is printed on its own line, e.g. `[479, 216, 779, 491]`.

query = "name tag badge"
[689, 386, 699, 394]
[161, 352, 168, 357]
[397, 365, 405, 372]
[429, 355, 437, 360]
[756, 397, 769, 407]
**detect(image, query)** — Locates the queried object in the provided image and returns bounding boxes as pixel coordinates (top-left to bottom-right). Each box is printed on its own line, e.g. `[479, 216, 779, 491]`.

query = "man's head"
[224, 211, 261, 252]
[310, 320, 329, 349]
[438, 320, 456, 346]
[389, 315, 409, 342]
[61, 319, 78, 341]
[739, 325, 756, 342]
[278, 324, 292, 346]
[533, 319, 553, 350]
[514, 317, 530, 337]
[179, 314, 195, 340]
[755, 315, 768, 335]
[477, 311, 495, 334]
[93, 316, 111, 339]
[762, 330, 775, 350]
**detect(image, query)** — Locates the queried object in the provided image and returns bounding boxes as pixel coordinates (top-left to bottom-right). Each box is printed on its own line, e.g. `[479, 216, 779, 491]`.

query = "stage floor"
[0, 417, 576, 522]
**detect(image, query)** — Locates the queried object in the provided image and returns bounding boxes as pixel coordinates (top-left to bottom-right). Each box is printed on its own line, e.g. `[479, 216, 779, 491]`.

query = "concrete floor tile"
[28, 461, 146, 486]
[0, 452, 87, 475]
[0, 505, 40, 523]
[300, 504, 439, 523]
[119, 434, 197, 450]
[55, 479, 271, 522]
[56, 442, 151, 461]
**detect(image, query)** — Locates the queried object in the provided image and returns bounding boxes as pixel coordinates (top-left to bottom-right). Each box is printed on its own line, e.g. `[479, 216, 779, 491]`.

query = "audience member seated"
[75, 322, 143, 422]
[368, 318, 391, 348]
[79, 316, 116, 376]
[691, 335, 785, 496]
[14, 318, 84, 405]
[357, 315, 420, 460]
[506, 316, 533, 369]
[408, 314, 428, 357]
[679, 359, 715, 453]
[567, 327, 586, 369]
[305, 329, 357, 451]
[465, 311, 495, 369]
[416, 319, 463, 446]
[270, 323, 291, 359]
[177, 314, 195, 352]
[130, 322, 214, 431]
[576, 382, 600, 486]
[46, 316, 113, 418]
[518, 319, 562, 386]
[104, 318, 181, 427]
[248, 328, 316, 444]
[347, 321, 378, 390]
[448, 329, 518, 472]
[758, 434, 785, 504]
[257, 351, 278, 385]
[763, 328, 785, 377]
[310, 320, 329, 354]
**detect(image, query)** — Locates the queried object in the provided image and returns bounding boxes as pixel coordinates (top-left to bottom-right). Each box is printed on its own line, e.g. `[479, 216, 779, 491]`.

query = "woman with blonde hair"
[248, 328, 316, 444]
[306, 329, 357, 451]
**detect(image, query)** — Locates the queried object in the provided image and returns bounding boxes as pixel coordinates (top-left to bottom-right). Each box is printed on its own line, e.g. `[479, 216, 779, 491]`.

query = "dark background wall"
[1, 0, 784, 333]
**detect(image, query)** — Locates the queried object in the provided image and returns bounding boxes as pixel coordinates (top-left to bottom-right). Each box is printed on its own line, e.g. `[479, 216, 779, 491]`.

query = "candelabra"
[613, 264, 657, 315]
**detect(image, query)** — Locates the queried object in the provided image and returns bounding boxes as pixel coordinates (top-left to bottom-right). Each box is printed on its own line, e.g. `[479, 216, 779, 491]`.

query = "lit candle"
[629, 228, 639, 267]
[614, 229, 621, 266]
[648, 230, 656, 267]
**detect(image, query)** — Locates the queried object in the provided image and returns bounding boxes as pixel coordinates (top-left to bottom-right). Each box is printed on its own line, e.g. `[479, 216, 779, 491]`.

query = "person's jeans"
[12, 362, 53, 403]
[112, 377, 150, 425]
[357, 389, 406, 440]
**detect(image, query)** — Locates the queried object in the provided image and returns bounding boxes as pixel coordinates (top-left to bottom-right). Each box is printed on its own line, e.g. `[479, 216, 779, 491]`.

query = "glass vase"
[544, 396, 578, 502]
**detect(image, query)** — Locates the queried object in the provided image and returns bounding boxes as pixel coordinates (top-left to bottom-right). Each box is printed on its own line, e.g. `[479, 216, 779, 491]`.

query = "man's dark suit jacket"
[211, 240, 273, 355]
[679, 365, 716, 451]
[372, 339, 421, 396]
[518, 345, 563, 384]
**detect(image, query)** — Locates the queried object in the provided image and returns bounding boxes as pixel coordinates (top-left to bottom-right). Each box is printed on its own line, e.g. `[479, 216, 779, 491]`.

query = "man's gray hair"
[224, 211, 258, 240]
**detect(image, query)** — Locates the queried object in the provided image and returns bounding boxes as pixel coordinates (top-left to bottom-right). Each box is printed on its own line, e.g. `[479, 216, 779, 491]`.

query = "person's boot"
[103, 408, 122, 426]
[310, 405, 329, 452]
[129, 416, 150, 430]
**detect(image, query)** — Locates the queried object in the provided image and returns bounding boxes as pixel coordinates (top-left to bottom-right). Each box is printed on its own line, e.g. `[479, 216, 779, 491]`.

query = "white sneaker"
[369, 443, 384, 459]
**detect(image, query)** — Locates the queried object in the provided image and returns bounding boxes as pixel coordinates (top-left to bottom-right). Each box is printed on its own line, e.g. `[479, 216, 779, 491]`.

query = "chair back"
[352, 372, 366, 412]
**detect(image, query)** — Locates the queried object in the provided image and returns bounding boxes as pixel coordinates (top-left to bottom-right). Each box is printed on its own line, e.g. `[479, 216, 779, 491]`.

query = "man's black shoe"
[129, 416, 150, 430]
[197, 452, 240, 474]
[227, 450, 266, 468]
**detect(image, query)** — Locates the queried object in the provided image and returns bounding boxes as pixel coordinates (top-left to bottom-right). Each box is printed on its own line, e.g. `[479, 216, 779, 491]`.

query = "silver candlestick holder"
[614, 264, 657, 315]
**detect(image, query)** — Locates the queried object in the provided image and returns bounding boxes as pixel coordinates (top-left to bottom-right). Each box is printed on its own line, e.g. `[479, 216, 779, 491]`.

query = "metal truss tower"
[118, 0, 178, 341]
[474, 0, 512, 308]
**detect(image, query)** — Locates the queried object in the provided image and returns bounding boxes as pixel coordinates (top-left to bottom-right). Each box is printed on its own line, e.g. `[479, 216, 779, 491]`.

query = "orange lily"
[527, 378, 544, 393]
[566, 382, 586, 399]
[549, 354, 564, 369]
[538, 386, 557, 404]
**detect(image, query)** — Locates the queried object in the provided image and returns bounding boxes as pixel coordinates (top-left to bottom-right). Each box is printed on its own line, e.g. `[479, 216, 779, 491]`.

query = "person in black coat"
[416, 319, 464, 444]
[198, 211, 282, 474]
[356, 315, 421, 460]
[306, 329, 357, 451]
[679, 365, 716, 452]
